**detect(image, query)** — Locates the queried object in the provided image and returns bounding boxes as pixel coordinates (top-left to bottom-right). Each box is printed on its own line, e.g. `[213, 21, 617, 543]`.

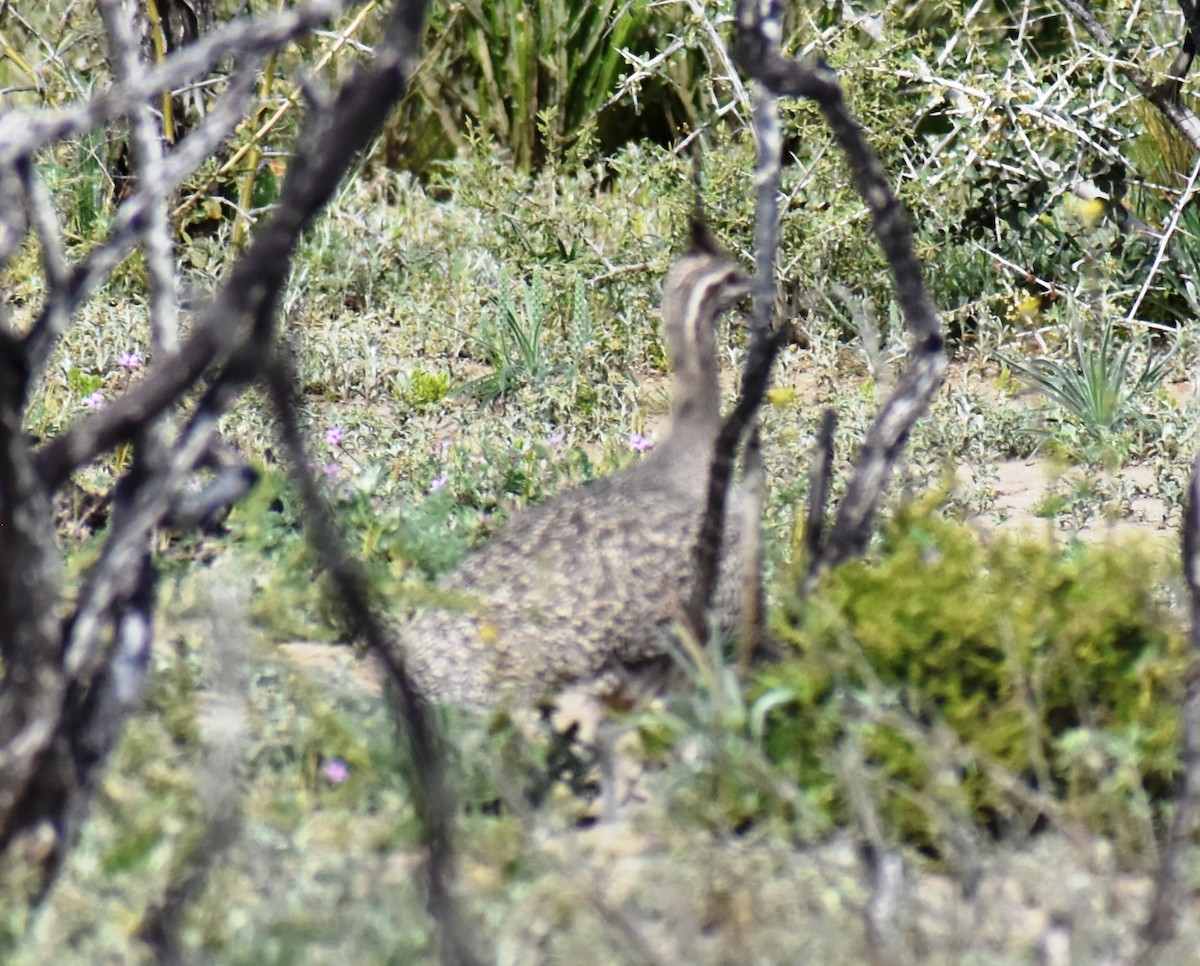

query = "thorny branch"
[1059, 0, 1200, 151]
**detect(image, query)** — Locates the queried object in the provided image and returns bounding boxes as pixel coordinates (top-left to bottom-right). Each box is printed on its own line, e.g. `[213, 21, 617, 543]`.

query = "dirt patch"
[961, 456, 1173, 542]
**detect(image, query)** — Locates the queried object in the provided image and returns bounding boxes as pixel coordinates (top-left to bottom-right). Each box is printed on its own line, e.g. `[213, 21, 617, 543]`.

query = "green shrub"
[395, 367, 451, 407]
[762, 492, 1191, 858]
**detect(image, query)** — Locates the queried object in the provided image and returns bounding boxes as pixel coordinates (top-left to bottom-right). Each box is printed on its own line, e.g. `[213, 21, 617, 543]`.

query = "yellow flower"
[1016, 294, 1042, 318]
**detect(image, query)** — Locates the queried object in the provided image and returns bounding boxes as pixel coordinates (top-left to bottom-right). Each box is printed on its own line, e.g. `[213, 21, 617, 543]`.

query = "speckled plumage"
[405, 227, 758, 709]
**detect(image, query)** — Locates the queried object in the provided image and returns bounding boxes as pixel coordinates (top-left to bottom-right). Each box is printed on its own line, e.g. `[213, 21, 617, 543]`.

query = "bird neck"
[647, 240, 745, 489]
[660, 357, 722, 461]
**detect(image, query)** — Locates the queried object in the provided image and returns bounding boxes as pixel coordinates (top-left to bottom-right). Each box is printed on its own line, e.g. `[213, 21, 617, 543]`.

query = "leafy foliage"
[999, 303, 1176, 442]
[392, 0, 733, 172]
[762, 492, 1190, 858]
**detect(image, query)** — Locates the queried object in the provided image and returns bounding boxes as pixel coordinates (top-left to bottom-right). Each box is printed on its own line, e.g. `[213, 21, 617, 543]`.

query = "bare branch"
[687, 14, 786, 633]
[804, 407, 837, 571]
[35, 0, 428, 489]
[2, 0, 442, 914]
[264, 352, 481, 966]
[728, 1, 945, 572]
[0, 1, 346, 164]
[0, 343, 65, 835]
[96, 0, 181, 355]
[22, 62, 260, 376]
[1138, 452, 1200, 959]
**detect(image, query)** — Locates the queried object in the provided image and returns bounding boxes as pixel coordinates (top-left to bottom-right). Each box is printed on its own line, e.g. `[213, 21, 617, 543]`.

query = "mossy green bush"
[762, 492, 1191, 857]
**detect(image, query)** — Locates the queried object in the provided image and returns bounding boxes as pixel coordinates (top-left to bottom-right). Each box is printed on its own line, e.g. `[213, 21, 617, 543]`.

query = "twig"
[1059, 0, 1200, 151]
[804, 407, 836, 573]
[686, 4, 785, 634]
[264, 353, 480, 966]
[97, 0, 181, 355]
[1137, 452, 1200, 961]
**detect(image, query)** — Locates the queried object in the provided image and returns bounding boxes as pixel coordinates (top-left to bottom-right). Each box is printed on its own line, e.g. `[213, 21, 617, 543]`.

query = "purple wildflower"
[429, 475, 448, 493]
[628, 432, 654, 453]
[119, 350, 143, 372]
[324, 425, 344, 448]
[321, 758, 350, 784]
[546, 432, 565, 447]
[83, 390, 105, 410]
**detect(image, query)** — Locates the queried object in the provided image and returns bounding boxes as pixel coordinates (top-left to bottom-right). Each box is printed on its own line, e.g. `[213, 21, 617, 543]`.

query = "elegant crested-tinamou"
[405, 223, 760, 710]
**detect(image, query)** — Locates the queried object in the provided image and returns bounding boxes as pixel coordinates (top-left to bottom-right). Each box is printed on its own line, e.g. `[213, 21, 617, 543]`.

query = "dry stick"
[34, 0, 427, 491]
[83, 14, 181, 848]
[0, 166, 62, 839]
[0, 336, 66, 834]
[264, 356, 480, 966]
[786, 105, 938, 563]
[804, 407, 836, 575]
[686, 16, 785, 634]
[22, 63, 260, 376]
[732, 1, 945, 572]
[1, 393, 222, 887]
[4, 0, 438, 903]
[1137, 454, 1200, 960]
[0, 1, 345, 164]
[97, 0, 181, 356]
[94, 9, 260, 544]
